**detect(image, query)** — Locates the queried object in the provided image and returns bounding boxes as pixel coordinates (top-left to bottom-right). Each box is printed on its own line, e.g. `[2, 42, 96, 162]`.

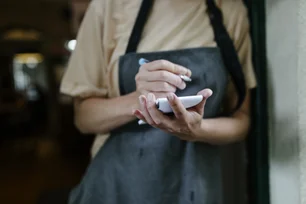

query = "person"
[60, 0, 257, 203]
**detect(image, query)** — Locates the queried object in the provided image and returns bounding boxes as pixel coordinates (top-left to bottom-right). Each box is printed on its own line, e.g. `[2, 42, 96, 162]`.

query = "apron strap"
[206, 0, 246, 113]
[125, 0, 153, 54]
[125, 0, 246, 113]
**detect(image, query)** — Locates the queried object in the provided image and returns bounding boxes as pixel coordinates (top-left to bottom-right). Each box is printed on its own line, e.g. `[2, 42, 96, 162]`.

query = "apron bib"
[69, 0, 246, 204]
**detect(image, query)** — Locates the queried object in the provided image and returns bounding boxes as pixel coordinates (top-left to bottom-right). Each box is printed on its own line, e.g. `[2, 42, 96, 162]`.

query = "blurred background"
[0, 0, 94, 203]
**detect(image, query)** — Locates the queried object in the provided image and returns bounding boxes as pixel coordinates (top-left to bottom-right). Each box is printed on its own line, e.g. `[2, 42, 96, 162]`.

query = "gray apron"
[68, 0, 246, 203]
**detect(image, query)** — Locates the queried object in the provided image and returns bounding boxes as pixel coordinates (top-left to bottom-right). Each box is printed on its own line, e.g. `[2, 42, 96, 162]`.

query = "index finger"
[143, 60, 192, 77]
[167, 93, 189, 120]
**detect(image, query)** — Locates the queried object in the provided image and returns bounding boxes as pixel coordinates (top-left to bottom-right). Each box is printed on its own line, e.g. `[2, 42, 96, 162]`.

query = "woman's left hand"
[133, 89, 213, 141]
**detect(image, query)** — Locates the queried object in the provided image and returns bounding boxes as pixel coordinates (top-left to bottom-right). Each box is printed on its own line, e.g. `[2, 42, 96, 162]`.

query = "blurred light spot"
[3, 29, 41, 41]
[26, 57, 38, 69]
[14, 53, 44, 64]
[66, 39, 77, 51]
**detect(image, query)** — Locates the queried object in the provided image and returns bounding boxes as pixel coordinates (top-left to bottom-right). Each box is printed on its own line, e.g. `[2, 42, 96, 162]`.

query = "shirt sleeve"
[60, 0, 108, 98]
[221, 0, 257, 89]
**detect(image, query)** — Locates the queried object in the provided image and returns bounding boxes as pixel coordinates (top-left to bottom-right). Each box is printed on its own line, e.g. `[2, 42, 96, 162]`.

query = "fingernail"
[132, 109, 137, 115]
[187, 69, 192, 77]
[204, 89, 213, 98]
[167, 93, 174, 101]
[181, 82, 186, 90]
[133, 110, 141, 117]
[139, 96, 144, 104]
[148, 93, 154, 101]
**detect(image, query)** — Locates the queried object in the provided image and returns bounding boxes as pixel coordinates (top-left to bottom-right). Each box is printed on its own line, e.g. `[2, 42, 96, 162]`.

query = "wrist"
[192, 119, 209, 142]
[126, 91, 141, 116]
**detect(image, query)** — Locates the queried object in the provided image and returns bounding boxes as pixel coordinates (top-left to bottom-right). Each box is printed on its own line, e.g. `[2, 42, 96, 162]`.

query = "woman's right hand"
[135, 60, 192, 98]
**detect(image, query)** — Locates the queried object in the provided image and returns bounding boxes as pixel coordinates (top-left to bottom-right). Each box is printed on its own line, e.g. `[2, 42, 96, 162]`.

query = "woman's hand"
[133, 89, 213, 141]
[135, 60, 192, 99]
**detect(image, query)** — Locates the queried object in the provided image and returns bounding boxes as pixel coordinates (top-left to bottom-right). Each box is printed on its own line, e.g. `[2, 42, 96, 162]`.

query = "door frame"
[244, 0, 270, 204]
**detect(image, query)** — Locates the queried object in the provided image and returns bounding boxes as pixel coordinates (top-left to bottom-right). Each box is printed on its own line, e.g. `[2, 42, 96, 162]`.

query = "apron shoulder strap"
[206, 0, 246, 113]
[125, 0, 153, 54]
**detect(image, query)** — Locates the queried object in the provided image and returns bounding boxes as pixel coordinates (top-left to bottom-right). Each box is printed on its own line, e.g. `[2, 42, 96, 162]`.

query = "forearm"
[74, 92, 139, 134]
[194, 112, 250, 145]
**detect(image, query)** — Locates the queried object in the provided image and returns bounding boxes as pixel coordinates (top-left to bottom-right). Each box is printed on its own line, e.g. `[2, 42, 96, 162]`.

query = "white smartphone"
[138, 95, 203, 125]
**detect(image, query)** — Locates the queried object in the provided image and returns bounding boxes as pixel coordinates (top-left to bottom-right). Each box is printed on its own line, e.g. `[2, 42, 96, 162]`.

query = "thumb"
[195, 89, 213, 115]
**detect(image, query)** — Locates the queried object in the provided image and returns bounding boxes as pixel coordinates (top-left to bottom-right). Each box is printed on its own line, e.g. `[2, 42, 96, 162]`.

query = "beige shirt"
[60, 0, 257, 157]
